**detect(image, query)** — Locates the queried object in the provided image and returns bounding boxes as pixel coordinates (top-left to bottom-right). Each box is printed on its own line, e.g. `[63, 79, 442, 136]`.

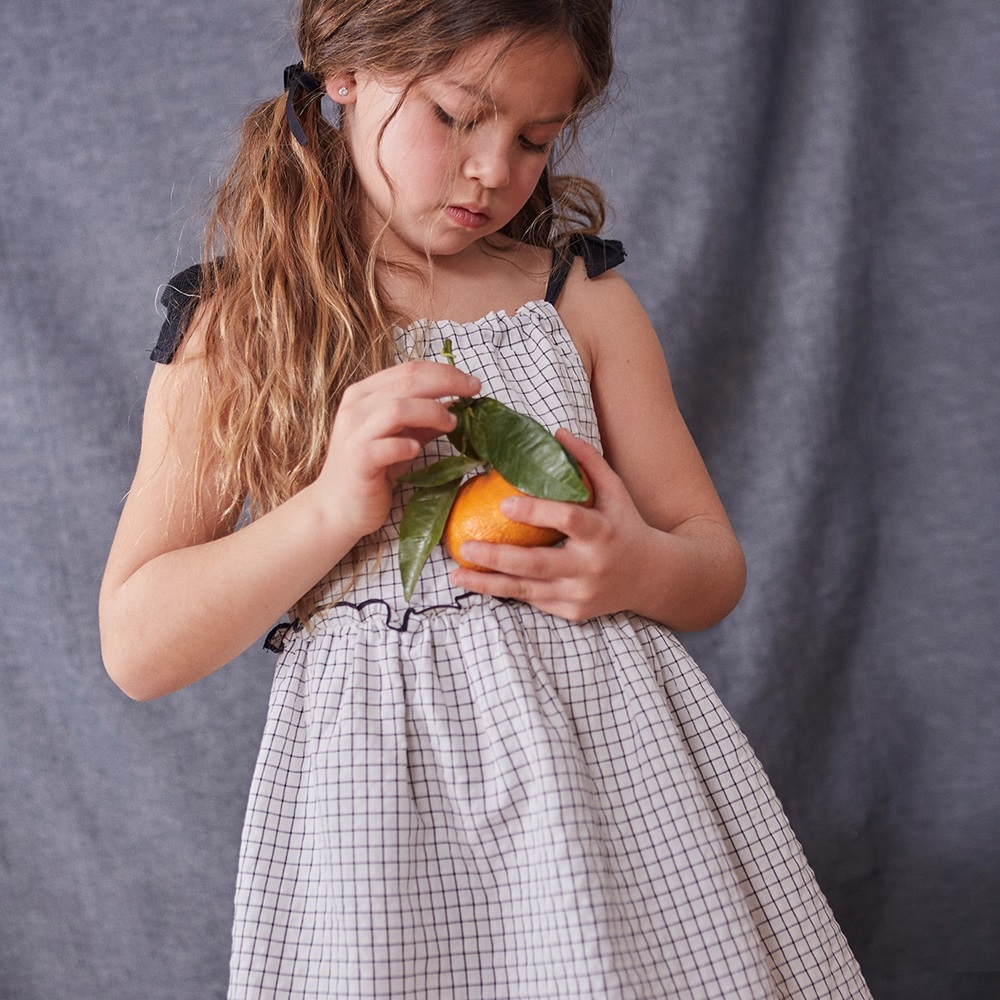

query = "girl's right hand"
[314, 360, 481, 539]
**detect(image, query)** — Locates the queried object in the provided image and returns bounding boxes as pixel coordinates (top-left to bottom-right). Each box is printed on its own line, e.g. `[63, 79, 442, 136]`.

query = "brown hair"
[192, 0, 614, 616]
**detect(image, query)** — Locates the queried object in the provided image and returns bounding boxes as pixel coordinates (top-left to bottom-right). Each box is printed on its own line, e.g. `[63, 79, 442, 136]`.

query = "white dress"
[223, 292, 872, 998]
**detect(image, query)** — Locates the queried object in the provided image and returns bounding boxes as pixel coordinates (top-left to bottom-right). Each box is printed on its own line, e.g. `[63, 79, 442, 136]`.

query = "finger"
[363, 397, 461, 439]
[450, 564, 596, 623]
[359, 436, 423, 473]
[455, 539, 569, 578]
[496, 493, 597, 540]
[397, 360, 481, 400]
[450, 564, 554, 603]
[554, 428, 621, 502]
[350, 360, 480, 402]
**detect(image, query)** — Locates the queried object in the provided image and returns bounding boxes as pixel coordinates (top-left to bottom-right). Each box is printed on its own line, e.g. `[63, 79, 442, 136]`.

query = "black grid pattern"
[228, 303, 871, 998]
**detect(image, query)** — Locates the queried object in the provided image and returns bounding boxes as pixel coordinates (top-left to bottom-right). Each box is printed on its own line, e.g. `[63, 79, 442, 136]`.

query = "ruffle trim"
[262, 592, 516, 652]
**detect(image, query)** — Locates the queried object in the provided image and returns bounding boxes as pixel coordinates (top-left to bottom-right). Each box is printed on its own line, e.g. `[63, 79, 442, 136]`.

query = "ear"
[325, 74, 357, 104]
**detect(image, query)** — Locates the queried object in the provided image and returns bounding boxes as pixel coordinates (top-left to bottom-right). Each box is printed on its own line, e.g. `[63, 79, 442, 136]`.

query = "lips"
[445, 204, 491, 230]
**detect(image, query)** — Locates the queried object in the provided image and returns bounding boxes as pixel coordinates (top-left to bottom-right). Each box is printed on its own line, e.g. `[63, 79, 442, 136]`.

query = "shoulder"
[150, 260, 219, 364]
[554, 241, 655, 378]
[546, 234, 626, 304]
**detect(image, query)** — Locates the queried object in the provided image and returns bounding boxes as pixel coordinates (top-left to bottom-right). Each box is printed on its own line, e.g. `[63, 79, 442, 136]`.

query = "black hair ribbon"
[283, 62, 324, 146]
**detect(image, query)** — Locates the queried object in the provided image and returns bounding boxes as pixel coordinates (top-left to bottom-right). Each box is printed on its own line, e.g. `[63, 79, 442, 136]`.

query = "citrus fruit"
[443, 468, 594, 571]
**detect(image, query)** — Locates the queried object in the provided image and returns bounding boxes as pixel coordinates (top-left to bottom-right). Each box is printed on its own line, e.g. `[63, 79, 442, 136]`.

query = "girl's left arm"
[449, 268, 746, 631]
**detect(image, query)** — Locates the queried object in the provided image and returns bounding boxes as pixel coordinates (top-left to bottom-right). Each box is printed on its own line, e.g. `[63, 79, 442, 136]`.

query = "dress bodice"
[313, 300, 602, 625]
[149, 237, 626, 632]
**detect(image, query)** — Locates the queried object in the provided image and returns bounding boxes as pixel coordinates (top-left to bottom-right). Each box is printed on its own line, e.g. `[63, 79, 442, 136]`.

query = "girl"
[101, 0, 872, 996]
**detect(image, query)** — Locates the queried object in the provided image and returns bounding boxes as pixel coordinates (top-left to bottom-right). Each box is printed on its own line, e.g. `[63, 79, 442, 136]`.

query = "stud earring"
[337, 86, 349, 97]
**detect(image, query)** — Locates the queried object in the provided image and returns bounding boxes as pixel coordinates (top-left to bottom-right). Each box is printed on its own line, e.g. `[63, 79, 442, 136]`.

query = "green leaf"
[467, 397, 588, 501]
[398, 480, 464, 602]
[447, 400, 482, 462]
[398, 455, 480, 487]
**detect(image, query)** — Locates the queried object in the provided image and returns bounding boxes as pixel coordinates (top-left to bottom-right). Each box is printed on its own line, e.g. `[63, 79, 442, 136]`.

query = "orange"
[443, 468, 594, 571]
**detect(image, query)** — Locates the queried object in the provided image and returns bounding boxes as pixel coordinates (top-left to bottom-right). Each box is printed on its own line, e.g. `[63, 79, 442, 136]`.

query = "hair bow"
[283, 61, 324, 146]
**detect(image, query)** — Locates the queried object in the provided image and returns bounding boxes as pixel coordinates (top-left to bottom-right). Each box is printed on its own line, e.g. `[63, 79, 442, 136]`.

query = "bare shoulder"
[555, 257, 661, 379]
[141, 304, 214, 444]
[555, 259, 734, 538]
[101, 306, 237, 596]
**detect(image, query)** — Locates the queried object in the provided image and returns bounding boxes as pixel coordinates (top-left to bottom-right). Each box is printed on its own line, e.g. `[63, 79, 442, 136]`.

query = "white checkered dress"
[227, 300, 871, 998]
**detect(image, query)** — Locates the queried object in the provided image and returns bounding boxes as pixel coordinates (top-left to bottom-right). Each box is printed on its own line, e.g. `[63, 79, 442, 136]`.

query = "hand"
[314, 361, 480, 540]
[449, 429, 653, 621]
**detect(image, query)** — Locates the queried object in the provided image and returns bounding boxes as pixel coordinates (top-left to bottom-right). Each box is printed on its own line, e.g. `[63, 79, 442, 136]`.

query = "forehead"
[433, 33, 583, 120]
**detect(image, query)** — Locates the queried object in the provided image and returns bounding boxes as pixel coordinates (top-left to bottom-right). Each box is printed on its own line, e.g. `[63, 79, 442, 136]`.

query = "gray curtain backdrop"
[1, 1, 997, 997]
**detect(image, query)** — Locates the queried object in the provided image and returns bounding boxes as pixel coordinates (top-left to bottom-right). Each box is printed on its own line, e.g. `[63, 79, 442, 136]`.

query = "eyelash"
[433, 105, 552, 155]
[433, 105, 472, 131]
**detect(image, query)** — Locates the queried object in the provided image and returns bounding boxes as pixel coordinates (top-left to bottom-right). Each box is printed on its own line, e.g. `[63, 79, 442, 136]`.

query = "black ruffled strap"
[150, 262, 207, 363]
[544, 234, 627, 305]
[150, 236, 626, 363]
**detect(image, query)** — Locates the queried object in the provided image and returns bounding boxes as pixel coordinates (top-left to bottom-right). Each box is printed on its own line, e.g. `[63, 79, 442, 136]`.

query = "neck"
[380, 238, 552, 326]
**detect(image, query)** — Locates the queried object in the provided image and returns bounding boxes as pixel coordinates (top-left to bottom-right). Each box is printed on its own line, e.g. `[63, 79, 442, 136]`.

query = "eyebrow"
[448, 81, 572, 127]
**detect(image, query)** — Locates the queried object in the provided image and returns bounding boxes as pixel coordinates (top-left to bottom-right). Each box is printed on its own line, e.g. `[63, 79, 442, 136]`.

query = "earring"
[337, 86, 349, 97]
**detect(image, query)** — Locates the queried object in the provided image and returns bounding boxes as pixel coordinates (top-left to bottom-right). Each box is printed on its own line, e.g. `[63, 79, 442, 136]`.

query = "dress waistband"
[263, 592, 514, 652]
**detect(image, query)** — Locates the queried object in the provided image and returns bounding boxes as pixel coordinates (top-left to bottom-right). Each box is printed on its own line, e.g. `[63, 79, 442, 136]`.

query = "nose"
[463, 136, 510, 190]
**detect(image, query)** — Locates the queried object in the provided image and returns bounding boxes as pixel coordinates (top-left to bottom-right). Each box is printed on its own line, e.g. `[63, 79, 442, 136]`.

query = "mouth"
[444, 204, 491, 230]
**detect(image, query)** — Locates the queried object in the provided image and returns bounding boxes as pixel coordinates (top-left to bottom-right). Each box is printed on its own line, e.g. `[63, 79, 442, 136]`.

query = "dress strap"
[544, 234, 627, 305]
[152, 239, 626, 362]
[150, 261, 211, 363]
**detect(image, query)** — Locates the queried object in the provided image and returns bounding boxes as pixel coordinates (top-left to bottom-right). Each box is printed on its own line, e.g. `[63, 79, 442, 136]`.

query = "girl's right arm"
[100, 313, 479, 701]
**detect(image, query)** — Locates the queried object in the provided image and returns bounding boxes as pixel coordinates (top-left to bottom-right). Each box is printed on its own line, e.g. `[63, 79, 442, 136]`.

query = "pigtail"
[194, 88, 395, 620]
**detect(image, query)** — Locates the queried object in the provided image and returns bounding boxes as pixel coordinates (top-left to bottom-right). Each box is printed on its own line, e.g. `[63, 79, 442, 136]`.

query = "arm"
[449, 266, 745, 631]
[100, 313, 479, 700]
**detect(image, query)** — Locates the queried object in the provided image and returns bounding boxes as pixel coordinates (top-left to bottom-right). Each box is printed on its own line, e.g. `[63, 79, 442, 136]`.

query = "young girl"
[101, 1, 871, 996]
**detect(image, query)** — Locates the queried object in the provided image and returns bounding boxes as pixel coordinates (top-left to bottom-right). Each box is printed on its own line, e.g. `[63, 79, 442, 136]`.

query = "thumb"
[554, 428, 620, 505]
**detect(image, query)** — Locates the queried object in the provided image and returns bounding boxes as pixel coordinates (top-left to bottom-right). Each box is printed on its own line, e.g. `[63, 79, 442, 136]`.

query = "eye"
[433, 104, 476, 132]
[519, 136, 553, 155]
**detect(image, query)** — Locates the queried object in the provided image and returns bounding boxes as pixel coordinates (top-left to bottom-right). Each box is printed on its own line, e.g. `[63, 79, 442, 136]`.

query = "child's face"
[338, 32, 581, 263]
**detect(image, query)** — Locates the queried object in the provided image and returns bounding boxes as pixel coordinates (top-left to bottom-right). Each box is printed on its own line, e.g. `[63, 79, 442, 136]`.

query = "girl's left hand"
[449, 429, 651, 621]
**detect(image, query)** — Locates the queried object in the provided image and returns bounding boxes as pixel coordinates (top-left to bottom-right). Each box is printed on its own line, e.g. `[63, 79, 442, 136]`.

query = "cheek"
[509, 158, 548, 201]
[384, 121, 454, 187]
[346, 120, 388, 190]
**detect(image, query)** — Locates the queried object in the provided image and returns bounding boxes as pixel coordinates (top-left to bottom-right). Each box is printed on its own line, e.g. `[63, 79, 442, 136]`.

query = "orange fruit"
[443, 468, 594, 571]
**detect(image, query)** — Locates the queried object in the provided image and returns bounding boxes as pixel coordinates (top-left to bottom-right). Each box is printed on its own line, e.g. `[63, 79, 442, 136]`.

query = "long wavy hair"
[192, 0, 614, 617]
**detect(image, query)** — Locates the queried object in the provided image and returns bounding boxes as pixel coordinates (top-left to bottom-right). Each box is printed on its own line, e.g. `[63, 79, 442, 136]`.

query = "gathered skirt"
[227, 597, 871, 999]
